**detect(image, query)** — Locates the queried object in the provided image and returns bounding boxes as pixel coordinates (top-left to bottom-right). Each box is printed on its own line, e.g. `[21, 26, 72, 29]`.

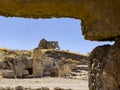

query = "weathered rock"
[33, 48, 43, 78]
[15, 86, 25, 90]
[0, 0, 119, 41]
[54, 87, 64, 90]
[42, 57, 59, 77]
[41, 87, 49, 90]
[89, 44, 110, 90]
[45, 50, 87, 62]
[33, 43, 87, 78]
[89, 37, 120, 90]
[35, 88, 41, 90]
[0, 0, 119, 90]
[54, 87, 72, 90]
[13, 56, 33, 78]
[1, 70, 15, 78]
[24, 87, 31, 90]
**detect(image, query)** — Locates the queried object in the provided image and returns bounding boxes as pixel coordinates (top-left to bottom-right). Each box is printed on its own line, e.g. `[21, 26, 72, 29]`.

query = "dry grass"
[0, 48, 8, 51]
[67, 59, 80, 64]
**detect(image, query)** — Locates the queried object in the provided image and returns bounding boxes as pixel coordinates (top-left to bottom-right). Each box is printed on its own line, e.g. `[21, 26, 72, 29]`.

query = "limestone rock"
[15, 86, 25, 90]
[13, 56, 33, 78]
[33, 48, 43, 78]
[1, 70, 15, 78]
[41, 87, 49, 90]
[54, 87, 64, 90]
[89, 38, 120, 90]
[54, 87, 72, 90]
[0, 0, 119, 41]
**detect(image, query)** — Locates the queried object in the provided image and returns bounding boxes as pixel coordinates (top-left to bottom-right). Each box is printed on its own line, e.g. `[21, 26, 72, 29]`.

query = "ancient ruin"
[39, 39, 60, 50]
[0, 49, 33, 78]
[33, 39, 87, 78]
[0, 0, 119, 90]
[0, 39, 87, 78]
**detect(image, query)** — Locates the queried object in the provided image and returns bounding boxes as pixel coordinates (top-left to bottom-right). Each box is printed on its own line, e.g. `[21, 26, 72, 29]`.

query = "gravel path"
[0, 78, 88, 90]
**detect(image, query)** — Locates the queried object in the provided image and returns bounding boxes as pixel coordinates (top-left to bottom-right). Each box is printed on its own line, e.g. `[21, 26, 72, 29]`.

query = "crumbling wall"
[13, 56, 33, 78]
[39, 39, 60, 49]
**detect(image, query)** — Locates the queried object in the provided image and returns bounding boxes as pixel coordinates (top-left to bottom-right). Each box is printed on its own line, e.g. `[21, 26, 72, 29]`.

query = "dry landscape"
[0, 39, 89, 90]
[0, 77, 88, 90]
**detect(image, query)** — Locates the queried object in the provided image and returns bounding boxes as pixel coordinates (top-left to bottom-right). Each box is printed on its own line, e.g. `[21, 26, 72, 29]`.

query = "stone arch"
[0, 0, 119, 41]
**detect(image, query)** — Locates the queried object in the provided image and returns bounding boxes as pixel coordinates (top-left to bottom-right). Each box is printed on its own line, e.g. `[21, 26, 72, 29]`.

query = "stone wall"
[33, 48, 76, 78]
[13, 56, 33, 78]
[0, 55, 33, 78]
[45, 50, 87, 62]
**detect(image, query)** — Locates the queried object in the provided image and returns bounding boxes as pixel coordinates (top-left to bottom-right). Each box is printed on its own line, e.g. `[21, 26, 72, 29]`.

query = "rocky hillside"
[0, 48, 87, 65]
[0, 48, 32, 61]
[0, 47, 88, 78]
[42, 49, 88, 65]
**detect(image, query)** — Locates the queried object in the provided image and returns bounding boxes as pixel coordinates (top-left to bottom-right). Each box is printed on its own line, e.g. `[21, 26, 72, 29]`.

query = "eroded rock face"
[89, 37, 120, 90]
[33, 48, 43, 78]
[0, 0, 119, 41]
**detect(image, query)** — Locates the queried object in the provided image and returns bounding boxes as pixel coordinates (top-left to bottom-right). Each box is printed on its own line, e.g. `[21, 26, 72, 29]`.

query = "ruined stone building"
[33, 39, 87, 78]
[0, 39, 87, 78]
[0, 0, 119, 89]
[39, 39, 60, 50]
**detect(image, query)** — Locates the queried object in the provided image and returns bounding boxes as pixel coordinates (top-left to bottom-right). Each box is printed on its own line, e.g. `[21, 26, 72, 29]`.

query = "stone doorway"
[26, 68, 33, 75]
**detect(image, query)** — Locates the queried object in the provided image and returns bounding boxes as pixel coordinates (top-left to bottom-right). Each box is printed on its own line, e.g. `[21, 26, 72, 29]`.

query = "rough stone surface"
[39, 39, 60, 50]
[33, 48, 43, 78]
[0, 86, 73, 90]
[0, 46, 87, 78]
[0, 2, 120, 89]
[15, 86, 25, 90]
[41, 87, 50, 90]
[45, 50, 87, 62]
[89, 38, 120, 90]
[13, 56, 33, 78]
[1, 70, 15, 78]
[0, 0, 119, 41]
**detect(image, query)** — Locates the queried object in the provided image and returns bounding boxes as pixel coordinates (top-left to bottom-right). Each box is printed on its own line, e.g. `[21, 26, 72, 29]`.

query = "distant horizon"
[0, 16, 114, 54]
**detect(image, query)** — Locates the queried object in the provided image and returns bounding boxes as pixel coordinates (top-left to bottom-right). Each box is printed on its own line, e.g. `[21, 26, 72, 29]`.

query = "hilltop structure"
[0, 39, 87, 78]
[39, 39, 60, 50]
[0, 0, 119, 89]
[33, 39, 87, 77]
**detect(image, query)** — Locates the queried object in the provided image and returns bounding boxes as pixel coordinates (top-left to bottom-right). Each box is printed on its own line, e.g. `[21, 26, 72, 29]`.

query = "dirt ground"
[0, 77, 88, 90]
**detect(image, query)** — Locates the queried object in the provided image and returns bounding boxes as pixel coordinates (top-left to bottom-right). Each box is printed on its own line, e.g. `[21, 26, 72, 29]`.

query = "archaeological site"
[0, 39, 88, 90]
[0, 39, 88, 78]
[0, 0, 119, 90]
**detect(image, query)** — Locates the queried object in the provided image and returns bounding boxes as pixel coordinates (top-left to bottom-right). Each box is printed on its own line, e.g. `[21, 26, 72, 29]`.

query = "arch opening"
[0, 16, 114, 90]
[26, 68, 33, 75]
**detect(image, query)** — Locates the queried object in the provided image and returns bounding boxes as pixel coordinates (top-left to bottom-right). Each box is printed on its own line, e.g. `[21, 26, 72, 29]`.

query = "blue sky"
[0, 16, 114, 54]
